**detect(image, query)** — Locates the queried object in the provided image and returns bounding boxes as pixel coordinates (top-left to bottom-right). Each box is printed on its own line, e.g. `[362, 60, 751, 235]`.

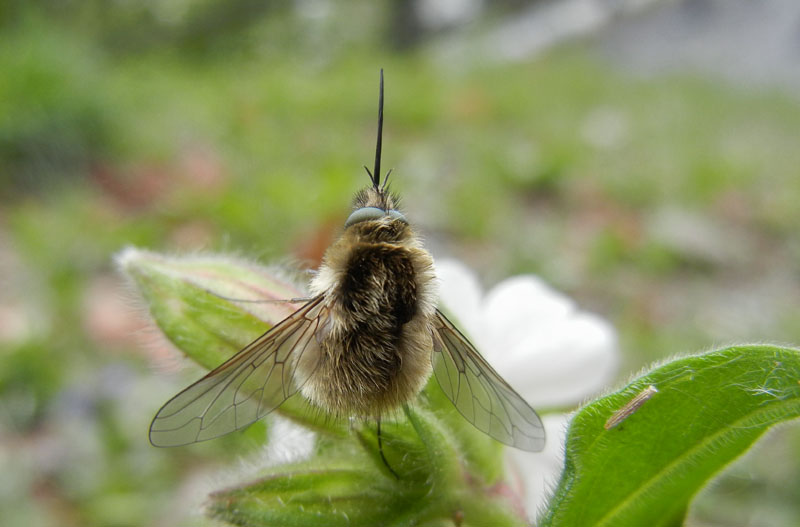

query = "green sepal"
[420, 374, 506, 485]
[116, 247, 346, 433]
[208, 428, 527, 527]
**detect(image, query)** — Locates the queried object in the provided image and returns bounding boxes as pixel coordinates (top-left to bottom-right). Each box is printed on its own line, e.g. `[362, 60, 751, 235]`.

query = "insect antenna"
[368, 68, 385, 190]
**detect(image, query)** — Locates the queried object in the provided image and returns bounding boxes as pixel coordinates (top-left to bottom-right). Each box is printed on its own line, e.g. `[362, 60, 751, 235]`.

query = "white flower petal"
[484, 275, 574, 332]
[500, 314, 618, 407]
[508, 413, 570, 520]
[435, 259, 485, 334]
[438, 259, 619, 407]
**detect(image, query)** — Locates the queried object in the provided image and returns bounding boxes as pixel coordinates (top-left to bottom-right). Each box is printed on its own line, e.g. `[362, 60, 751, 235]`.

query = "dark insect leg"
[377, 416, 399, 479]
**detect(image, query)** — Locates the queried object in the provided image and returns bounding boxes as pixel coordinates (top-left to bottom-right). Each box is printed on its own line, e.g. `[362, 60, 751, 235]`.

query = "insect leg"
[377, 416, 399, 479]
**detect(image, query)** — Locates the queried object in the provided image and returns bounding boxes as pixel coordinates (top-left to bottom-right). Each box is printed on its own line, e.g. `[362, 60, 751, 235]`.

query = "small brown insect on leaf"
[604, 385, 659, 430]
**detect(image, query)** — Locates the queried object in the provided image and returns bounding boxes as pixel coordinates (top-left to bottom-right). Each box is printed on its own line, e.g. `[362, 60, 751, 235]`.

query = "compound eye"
[388, 210, 408, 224]
[344, 207, 385, 227]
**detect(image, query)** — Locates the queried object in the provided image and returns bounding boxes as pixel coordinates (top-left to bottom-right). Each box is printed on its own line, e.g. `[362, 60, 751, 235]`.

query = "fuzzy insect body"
[299, 192, 437, 417]
[149, 71, 545, 453]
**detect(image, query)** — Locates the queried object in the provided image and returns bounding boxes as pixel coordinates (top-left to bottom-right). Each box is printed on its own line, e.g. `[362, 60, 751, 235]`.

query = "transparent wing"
[431, 310, 545, 452]
[150, 296, 327, 447]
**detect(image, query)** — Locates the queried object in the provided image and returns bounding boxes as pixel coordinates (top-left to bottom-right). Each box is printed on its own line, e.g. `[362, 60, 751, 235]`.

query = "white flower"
[436, 259, 620, 516]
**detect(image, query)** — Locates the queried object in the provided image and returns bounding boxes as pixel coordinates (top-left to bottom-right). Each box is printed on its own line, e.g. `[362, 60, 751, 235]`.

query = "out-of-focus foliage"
[2, 1, 800, 526]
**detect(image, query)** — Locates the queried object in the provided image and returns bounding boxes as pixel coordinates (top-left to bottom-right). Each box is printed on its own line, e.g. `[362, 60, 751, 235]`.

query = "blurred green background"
[2, 1, 799, 526]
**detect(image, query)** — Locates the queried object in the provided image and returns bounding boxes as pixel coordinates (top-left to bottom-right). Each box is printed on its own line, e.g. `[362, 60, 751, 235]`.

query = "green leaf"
[540, 345, 800, 527]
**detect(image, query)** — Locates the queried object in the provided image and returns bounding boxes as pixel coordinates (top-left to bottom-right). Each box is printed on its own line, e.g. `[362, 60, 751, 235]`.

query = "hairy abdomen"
[302, 239, 436, 417]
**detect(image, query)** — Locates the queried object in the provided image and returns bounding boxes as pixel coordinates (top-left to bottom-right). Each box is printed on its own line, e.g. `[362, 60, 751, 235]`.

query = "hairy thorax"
[301, 218, 437, 417]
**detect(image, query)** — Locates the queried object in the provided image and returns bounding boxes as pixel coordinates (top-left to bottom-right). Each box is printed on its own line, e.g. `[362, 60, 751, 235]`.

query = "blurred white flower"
[436, 259, 620, 516]
[437, 259, 619, 407]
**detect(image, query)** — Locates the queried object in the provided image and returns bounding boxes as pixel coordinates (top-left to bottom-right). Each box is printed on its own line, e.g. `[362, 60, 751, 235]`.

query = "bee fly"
[149, 70, 546, 459]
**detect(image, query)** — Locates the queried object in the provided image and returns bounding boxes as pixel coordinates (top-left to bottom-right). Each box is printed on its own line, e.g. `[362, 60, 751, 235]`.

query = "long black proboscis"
[372, 69, 384, 189]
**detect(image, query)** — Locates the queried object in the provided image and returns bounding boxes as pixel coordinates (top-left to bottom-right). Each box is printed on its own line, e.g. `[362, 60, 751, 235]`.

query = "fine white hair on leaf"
[196, 416, 316, 517]
[113, 248, 191, 374]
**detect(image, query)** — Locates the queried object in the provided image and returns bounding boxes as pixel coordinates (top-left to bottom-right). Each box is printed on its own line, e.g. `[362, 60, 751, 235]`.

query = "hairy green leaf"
[540, 345, 800, 527]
